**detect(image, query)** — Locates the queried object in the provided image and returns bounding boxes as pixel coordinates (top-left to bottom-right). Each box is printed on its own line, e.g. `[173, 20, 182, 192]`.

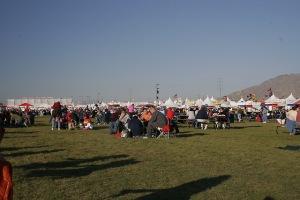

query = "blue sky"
[1, 0, 299, 103]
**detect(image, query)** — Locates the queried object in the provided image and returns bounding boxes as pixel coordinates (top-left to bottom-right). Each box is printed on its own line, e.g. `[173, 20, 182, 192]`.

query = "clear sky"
[1, 0, 299, 103]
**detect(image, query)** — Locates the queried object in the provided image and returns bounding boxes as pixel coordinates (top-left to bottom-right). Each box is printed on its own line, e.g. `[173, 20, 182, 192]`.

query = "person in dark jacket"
[51, 101, 62, 130]
[128, 115, 143, 137]
[145, 107, 168, 138]
[195, 105, 209, 129]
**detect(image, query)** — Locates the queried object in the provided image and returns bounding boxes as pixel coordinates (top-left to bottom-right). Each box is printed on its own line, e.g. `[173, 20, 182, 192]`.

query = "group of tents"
[3, 93, 299, 112]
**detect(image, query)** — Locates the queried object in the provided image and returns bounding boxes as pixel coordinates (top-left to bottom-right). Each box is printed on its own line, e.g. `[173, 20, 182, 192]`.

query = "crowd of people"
[1, 96, 300, 136]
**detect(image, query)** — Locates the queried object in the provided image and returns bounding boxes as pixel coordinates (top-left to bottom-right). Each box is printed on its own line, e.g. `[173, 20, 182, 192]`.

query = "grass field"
[1, 117, 300, 200]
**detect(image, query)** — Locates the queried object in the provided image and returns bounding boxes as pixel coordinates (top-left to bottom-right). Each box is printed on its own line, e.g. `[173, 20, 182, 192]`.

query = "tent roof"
[264, 94, 280, 103]
[19, 102, 33, 107]
[238, 97, 246, 103]
[286, 93, 297, 104]
[161, 97, 178, 108]
[202, 96, 216, 107]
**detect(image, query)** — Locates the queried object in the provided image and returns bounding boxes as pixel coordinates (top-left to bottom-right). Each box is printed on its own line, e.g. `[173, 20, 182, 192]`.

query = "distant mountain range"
[227, 73, 300, 101]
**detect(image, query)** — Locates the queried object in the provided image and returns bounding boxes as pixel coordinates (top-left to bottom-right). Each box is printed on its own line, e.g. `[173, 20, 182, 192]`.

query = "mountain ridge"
[227, 73, 300, 101]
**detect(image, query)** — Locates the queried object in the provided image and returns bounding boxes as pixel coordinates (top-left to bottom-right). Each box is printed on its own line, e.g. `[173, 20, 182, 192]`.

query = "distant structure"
[7, 97, 73, 108]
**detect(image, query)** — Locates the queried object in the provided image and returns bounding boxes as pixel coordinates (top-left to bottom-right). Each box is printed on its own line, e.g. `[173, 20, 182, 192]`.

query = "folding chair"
[156, 124, 170, 138]
[157, 120, 175, 139]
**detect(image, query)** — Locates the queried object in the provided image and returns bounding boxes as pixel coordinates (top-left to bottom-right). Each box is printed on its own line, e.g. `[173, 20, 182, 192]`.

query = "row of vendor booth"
[2, 93, 300, 111]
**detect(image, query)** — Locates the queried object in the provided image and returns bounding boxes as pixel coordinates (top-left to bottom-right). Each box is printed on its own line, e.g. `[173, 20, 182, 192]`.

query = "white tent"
[264, 94, 280, 104]
[285, 93, 297, 105]
[202, 96, 216, 108]
[195, 98, 203, 107]
[236, 97, 246, 107]
[238, 97, 246, 103]
[174, 97, 183, 107]
[183, 97, 195, 107]
[161, 97, 178, 108]
[210, 96, 218, 102]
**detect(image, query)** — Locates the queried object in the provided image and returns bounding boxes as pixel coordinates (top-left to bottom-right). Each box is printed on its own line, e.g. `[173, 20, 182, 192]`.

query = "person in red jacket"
[166, 107, 179, 133]
[66, 110, 75, 130]
[0, 127, 13, 200]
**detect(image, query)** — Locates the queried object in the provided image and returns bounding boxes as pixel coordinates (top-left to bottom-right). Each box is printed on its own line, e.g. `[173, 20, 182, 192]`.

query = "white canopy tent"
[161, 97, 179, 108]
[202, 96, 216, 108]
[285, 93, 297, 105]
[195, 98, 203, 107]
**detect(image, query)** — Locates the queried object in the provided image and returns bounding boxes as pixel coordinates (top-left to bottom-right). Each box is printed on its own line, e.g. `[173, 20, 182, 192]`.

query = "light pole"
[156, 84, 159, 101]
[98, 93, 100, 103]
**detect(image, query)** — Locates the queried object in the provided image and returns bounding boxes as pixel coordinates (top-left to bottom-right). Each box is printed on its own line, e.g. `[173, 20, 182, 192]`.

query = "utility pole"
[217, 78, 223, 99]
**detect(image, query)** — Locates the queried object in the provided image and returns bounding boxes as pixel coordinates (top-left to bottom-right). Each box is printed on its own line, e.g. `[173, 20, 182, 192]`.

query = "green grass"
[1, 117, 300, 200]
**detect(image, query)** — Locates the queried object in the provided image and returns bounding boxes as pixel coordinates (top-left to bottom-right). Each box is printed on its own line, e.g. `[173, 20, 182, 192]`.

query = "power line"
[217, 78, 223, 98]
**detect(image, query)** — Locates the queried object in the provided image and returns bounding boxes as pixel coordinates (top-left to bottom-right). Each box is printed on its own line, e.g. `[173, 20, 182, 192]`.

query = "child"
[83, 114, 93, 130]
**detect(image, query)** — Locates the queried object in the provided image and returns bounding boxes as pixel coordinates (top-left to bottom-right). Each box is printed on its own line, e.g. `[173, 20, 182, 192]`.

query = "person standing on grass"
[296, 106, 300, 126]
[237, 107, 243, 122]
[261, 106, 268, 123]
[221, 96, 231, 128]
[66, 110, 75, 130]
[286, 106, 298, 135]
[51, 101, 62, 130]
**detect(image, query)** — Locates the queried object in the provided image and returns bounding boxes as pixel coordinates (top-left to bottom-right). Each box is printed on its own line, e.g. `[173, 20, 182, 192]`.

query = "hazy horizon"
[1, 0, 299, 103]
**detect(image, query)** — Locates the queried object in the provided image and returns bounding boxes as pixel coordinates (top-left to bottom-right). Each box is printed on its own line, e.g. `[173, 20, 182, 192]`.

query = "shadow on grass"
[226, 126, 245, 129]
[113, 175, 231, 199]
[178, 130, 195, 133]
[4, 148, 65, 158]
[34, 124, 52, 127]
[3, 135, 38, 139]
[277, 145, 300, 151]
[243, 125, 262, 128]
[176, 133, 208, 138]
[90, 126, 107, 130]
[264, 196, 275, 200]
[17, 154, 139, 178]
[0, 145, 50, 151]
[5, 130, 41, 134]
